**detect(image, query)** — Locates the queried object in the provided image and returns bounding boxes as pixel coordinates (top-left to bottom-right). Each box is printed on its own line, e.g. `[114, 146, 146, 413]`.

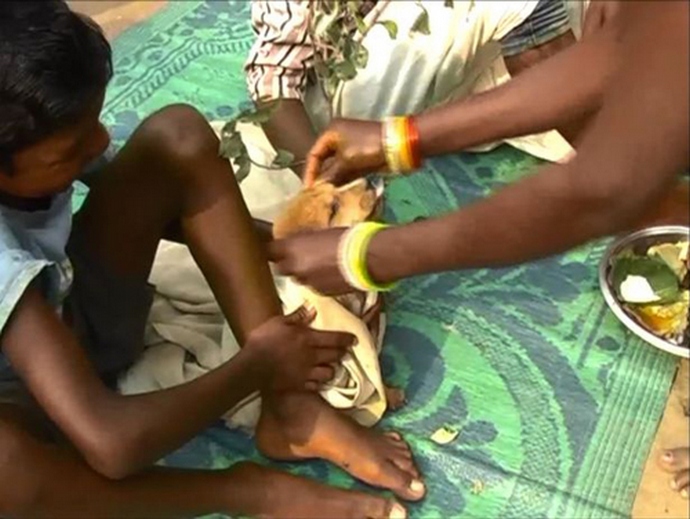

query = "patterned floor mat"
[101, 2, 677, 517]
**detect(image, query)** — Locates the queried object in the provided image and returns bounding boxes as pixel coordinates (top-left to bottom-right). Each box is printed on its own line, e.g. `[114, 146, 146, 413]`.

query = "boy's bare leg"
[76, 104, 424, 501]
[0, 407, 400, 518]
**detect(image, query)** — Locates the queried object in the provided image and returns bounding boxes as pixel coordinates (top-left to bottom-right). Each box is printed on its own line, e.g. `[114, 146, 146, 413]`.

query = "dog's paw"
[384, 386, 406, 410]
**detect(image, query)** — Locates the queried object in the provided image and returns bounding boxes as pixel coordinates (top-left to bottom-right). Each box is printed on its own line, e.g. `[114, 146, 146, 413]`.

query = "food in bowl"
[610, 239, 689, 346]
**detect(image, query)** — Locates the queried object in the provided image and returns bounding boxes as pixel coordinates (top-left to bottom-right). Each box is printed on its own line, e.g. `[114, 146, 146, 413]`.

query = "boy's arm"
[1, 286, 261, 479]
[245, 1, 316, 178]
[1, 284, 349, 480]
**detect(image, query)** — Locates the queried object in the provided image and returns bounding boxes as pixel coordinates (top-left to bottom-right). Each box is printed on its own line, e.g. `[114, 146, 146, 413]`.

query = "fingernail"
[681, 488, 688, 499]
[389, 503, 407, 519]
[670, 478, 678, 490]
[663, 451, 674, 462]
[410, 479, 425, 493]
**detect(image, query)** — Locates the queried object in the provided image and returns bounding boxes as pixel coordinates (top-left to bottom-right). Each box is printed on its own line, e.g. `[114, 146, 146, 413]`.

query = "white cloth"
[304, 0, 576, 163]
[118, 121, 388, 430]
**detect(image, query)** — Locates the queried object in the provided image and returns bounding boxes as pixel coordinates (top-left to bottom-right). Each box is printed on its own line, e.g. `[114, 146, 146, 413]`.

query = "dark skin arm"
[416, 27, 613, 158]
[1, 286, 349, 480]
[270, 1, 688, 295]
[261, 98, 316, 179]
[368, 0, 688, 282]
[303, 23, 618, 186]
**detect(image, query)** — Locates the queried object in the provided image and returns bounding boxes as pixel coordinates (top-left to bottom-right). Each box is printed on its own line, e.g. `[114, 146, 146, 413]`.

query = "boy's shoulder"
[0, 189, 74, 334]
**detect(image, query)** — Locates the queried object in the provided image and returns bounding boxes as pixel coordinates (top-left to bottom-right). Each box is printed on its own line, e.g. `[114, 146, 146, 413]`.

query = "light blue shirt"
[0, 189, 73, 380]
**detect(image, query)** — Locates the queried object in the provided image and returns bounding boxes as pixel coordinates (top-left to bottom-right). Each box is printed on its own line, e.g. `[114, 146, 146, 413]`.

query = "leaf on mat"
[430, 426, 459, 445]
[470, 480, 485, 495]
[611, 256, 681, 304]
[376, 20, 398, 39]
[272, 149, 295, 168]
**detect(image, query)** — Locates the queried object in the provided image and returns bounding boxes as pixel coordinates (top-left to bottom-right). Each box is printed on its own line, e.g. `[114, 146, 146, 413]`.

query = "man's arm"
[415, 22, 617, 158]
[304, 19, 620, 186]
[368, 1, 688, 282]
[261, 99, 316, 179]
[245, 1, 317, 178]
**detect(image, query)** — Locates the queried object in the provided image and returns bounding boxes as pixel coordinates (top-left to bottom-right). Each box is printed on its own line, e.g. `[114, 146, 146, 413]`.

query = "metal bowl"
[599, 225, 690, 358]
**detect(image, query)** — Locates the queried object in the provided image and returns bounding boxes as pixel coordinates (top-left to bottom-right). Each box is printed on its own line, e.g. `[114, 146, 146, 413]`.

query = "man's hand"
[267, 228, 352, 295]
[304, 119, 386, 187]
[244, 306, 354, 392]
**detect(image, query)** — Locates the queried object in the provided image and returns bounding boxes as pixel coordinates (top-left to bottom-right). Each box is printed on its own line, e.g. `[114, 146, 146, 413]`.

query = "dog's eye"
[329, 200, 340, 222]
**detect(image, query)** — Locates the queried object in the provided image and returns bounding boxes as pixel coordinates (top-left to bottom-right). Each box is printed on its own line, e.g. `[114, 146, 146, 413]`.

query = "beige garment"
[119, 121, 389, 429]
[303, 0, 576, 164]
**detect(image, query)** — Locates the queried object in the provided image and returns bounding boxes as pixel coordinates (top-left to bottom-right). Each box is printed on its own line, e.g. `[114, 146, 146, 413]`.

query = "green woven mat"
[101, 2, 677, 517]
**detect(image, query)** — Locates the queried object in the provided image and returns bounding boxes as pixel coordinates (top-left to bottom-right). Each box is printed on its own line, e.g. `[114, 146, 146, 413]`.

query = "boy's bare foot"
[256, 393, 425, 502]
[660, 447, 690, 499]
[232, 462, 406, 519]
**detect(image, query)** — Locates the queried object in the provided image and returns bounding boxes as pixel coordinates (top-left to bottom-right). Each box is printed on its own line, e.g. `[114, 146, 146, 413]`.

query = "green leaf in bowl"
[611, 256, 681, 304]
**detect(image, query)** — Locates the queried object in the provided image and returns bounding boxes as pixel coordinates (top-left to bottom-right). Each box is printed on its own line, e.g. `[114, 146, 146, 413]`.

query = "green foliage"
[612, 256, 682, 304]
[220, 0, 454, 179]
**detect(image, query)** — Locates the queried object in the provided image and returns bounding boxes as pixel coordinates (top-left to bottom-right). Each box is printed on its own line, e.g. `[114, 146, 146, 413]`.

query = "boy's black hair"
[0, 1, 113, 171]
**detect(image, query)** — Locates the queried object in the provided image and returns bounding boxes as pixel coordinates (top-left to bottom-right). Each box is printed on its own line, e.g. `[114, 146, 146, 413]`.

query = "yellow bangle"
[337, 222, 398, 292]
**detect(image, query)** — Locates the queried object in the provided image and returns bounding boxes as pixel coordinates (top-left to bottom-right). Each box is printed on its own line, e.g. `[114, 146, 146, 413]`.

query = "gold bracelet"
[381, 116, 422, 174]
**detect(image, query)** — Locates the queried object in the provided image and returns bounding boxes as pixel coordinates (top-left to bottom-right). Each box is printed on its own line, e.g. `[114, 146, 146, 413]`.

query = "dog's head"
[273, 178, 384, 239]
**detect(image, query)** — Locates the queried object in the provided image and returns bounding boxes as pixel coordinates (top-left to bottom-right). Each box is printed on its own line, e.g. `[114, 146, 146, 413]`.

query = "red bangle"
[406, 116, 422, 169]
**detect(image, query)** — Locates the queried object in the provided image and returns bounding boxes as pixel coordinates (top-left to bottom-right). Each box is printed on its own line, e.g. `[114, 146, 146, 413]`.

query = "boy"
[0, 2, 422, 517]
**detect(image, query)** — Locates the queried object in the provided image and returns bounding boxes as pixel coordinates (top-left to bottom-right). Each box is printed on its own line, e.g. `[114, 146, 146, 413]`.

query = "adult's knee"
[137, 104, 219, 162]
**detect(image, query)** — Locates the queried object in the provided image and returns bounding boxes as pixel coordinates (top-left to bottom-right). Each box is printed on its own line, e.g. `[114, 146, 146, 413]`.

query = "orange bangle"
[395, 117, 414, 171]
[406, 117, 422, 169]
[382, 116, 422, 174]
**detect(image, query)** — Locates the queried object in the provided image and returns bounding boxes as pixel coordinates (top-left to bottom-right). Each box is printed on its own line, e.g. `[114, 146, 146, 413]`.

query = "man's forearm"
[368, 1, 688, 283]
[261, 99, 317, 179]
[415, 25, 618, 157]
[368, 163, 627, 280]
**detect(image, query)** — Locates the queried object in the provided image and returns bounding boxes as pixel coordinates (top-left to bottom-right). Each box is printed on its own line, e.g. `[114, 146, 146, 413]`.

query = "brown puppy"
[273, 179, 381, 239]
[273, 179, 405, 410]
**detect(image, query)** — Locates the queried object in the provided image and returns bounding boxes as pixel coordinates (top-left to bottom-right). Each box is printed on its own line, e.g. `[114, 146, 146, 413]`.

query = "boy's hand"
[244, 307, 354, 392]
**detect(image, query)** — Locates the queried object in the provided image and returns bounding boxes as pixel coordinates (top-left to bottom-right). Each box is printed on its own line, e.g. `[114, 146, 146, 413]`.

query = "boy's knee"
[137, 103, 219, 161]
[0, 421, 42, 516]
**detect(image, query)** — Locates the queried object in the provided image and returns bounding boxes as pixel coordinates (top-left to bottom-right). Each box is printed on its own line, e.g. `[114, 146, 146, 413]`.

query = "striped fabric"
[245, 0, 572, 102]
[244, 0, 377, 102]
[501, 0, 571, 57]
